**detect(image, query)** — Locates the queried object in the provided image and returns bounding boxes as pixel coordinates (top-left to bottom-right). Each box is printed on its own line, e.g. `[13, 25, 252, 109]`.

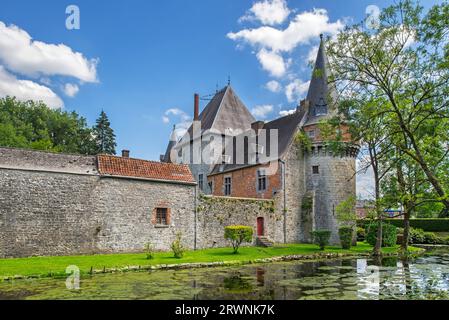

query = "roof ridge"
[208, 85, 230, 131]
[98, 154, 189, 168]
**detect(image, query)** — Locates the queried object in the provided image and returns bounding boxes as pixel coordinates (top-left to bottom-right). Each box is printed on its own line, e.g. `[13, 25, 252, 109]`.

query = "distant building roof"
[97, 154, 195, 184]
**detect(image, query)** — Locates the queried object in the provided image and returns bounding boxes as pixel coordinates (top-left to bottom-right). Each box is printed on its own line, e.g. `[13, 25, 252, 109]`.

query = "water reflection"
[0, 252, 448, 300]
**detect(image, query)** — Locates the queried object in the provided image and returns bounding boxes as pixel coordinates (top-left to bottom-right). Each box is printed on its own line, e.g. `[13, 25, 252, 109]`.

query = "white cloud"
[162, 108, 192, 139]
[239, 0, 291, 26]
[279, 109, 296, 117]
[251, 104, 273, 119]
[285, 79, 310, 103]
[63, 83, 79, 97]
[228, 9, 344, 53]
[0, 21, 98, 82]
[306, 45, 319, 65]
[265, 80, 282, 93]
[0, 66, 63, 109]
[257, 49, 287, 77]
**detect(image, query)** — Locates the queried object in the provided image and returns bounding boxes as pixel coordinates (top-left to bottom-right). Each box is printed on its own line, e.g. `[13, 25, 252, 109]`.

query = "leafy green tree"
[326, 0, 449, 251]
[0, 96, 97, 155]
[92, 110, 116, 155]
[224, 226, 253, 254]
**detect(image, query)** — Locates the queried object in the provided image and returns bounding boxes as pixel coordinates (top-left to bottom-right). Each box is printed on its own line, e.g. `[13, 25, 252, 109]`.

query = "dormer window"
[314, 98, 328, 116]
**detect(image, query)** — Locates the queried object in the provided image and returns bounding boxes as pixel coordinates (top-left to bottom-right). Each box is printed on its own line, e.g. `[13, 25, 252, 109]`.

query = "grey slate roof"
[185, 85, 255, 139]
[209, 110, 304, 175]
[209, 35, 340, 176]
[304, 35, 338, 126]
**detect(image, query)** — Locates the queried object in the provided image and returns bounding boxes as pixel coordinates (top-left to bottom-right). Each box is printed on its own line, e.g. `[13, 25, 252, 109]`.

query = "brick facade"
[208, 163, 282, 199]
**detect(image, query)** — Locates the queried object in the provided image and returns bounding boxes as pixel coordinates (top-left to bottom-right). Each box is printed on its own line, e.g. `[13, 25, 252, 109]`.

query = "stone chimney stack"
[122, 150, 130, 158]
[194, 93, 199, 121]
[251, 121, 265, 134]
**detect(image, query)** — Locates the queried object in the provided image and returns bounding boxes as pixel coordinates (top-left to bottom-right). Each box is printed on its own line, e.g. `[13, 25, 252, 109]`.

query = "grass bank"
[0, 243, 422, 280]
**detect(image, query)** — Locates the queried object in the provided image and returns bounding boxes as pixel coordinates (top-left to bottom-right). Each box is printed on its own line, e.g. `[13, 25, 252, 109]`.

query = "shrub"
[423, 232, 439, 244]
[409, 228, 426, 244]
[171, 232, 185, 259]
[366, 222, 397, 247]
[312, 230, 332, 250]
[356, 227, 366, 241]
[144, 242, 154, 260]
[224, 226, 254, 254]
[339, 227, 353, 249]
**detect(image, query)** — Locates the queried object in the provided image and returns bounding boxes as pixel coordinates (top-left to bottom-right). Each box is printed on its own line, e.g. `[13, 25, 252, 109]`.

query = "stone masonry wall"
[196, 195, 283, 249]
[0, 161, 196, 258]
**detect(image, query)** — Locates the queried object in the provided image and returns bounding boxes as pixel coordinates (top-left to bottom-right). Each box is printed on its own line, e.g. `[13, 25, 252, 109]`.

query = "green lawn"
[0, 243, 419, 279]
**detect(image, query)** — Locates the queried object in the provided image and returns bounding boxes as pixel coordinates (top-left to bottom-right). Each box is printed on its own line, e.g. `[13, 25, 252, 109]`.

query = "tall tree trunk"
[371, 144, 382, 256]
[396, 148, 411, 253]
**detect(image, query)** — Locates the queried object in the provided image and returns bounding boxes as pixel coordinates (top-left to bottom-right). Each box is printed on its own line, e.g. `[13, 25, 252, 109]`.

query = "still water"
[1, 250, 448, 300]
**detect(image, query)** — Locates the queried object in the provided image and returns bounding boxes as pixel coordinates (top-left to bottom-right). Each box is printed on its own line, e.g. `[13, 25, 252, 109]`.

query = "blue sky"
[0, 0, 442, 198]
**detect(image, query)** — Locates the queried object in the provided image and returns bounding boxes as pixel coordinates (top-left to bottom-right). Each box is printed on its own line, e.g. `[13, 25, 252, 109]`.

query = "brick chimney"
[122, 150, 130, 158]
[251, 121, 265, 134]
[194, 93, 199, 121]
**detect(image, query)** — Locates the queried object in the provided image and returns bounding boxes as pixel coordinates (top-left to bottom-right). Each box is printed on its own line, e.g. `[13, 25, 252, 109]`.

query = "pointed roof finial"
[227, 75, 231, 86]
[320, 33, 324, 40]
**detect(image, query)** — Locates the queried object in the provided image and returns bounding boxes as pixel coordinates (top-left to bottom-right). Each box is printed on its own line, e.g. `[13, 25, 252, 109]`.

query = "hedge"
[357, 219, 449, 232]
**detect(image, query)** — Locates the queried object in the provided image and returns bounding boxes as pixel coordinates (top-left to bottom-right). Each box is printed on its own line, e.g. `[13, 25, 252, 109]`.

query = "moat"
[0, 249, 448, 300]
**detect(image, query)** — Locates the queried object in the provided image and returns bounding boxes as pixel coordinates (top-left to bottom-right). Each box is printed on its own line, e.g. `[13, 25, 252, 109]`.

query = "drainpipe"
[194, 184, 198, 250]
[280, 159, 287, 244]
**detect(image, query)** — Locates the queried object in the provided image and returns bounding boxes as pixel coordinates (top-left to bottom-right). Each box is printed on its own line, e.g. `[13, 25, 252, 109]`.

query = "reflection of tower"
[256, 267, 265, 287]
[301, 34, 359, 244]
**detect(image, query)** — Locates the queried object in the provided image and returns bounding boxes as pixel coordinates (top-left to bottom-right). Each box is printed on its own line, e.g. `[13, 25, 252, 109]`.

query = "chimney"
[194, 93, 199, 121]
[298, 99, 310, 113]
[122, 150, 130, 158]
[251, 121, 265, 134]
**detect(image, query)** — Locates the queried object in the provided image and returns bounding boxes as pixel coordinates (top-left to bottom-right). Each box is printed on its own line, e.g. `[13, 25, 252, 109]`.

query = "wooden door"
[257, 217, 264, 236]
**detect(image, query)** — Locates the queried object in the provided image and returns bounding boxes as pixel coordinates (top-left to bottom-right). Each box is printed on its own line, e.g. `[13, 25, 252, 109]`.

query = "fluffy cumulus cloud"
[0, 66, 63, 109]
[162, 108, 192, 139]
[0, 22, 98, 82]
[251, 104, 273, 119]
[63, 83, 79, 97]
[285, 79, 310, 103]
[257, 49, 287, 77]
[228, 9, 344, 53]
[228, 7, 344, 94]
[279, 108, 296, 117]
[265, 80, 282, 93]
[239, 0, 290, 26]
[0, 21, 99, 108]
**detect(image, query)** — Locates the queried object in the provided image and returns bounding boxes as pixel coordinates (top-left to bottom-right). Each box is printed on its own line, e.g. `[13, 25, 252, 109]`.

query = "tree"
[224, 226, 253, 254]
[0, 96, 97, 155]
[92, 110, 116, 155]
[326, 0, 449, 252]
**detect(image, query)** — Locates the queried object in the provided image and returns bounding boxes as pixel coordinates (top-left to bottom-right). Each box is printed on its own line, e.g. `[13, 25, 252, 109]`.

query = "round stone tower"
[300, 35, 359, 244]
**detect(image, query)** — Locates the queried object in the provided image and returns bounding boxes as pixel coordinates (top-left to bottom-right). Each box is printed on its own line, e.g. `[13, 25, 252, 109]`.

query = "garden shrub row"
[357, 219, 449, 232]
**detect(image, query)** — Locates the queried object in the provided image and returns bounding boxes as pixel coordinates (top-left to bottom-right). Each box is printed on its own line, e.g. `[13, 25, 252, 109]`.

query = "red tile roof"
[97, 155, 195, 184]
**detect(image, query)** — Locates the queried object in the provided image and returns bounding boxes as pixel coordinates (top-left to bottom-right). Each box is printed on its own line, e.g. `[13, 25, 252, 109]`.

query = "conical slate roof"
[304, 35, 338, 126]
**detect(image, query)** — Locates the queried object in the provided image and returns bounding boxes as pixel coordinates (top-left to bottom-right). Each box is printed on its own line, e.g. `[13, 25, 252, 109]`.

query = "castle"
[0, 36, 358, 258]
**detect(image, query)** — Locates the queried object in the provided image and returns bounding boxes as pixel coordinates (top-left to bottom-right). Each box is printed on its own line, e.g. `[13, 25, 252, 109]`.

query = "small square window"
[312, 166, 320, 174]
[156, 208, 168, 225]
